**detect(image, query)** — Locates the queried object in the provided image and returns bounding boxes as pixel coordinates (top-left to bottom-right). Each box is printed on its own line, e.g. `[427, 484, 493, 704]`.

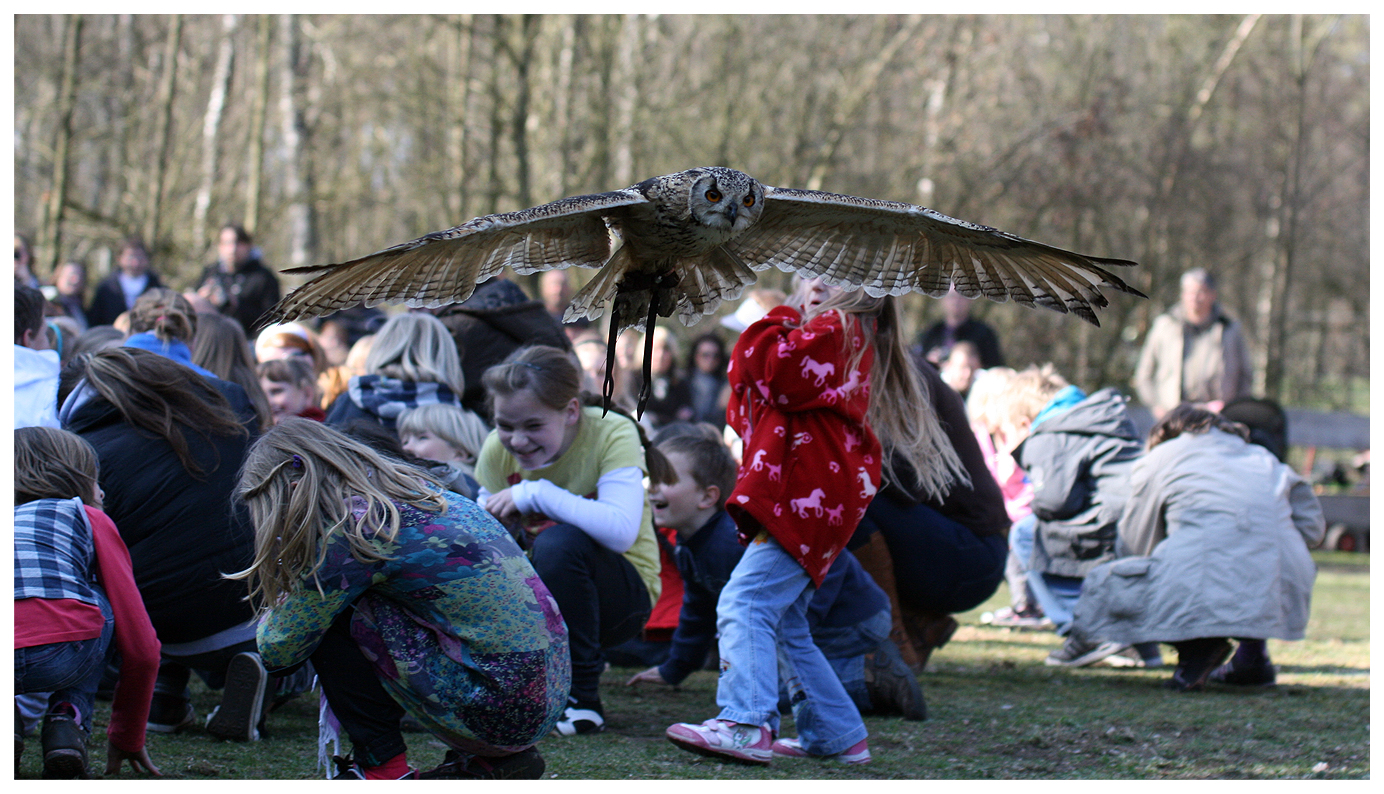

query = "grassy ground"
[17, 551, 1368, 780]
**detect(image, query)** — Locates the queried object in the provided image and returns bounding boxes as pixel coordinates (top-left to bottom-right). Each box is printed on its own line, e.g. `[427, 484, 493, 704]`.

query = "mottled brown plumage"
[269, 166, 1145, 414]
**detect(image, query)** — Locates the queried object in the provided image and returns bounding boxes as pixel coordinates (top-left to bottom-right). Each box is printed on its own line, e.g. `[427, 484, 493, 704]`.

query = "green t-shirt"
[475, 406, 661, 606]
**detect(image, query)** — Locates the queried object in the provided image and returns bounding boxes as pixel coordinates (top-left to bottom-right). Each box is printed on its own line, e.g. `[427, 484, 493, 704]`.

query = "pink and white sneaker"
[666, 718, 774, 766]
[771, 736, 871, 765]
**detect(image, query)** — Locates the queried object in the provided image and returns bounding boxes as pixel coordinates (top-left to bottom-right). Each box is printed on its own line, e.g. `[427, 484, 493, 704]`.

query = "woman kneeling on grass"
[1069, 405, 1325, 692]
[229, 419, 570, 779]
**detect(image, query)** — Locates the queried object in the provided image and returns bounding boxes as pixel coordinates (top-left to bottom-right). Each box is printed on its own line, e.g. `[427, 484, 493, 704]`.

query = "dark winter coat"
[874, 360, 1010, 539]
[1012, 387, 1143, 579]
[916, 317, 1004, 369]
[199, 256, 282, 336]
[433, 278, 571, 419]
[60, 374, 259, 644]
[87, 271, 164, 328]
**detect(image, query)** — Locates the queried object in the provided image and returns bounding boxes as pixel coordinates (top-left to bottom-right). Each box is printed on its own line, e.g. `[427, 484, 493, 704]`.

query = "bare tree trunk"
[1255, 15, 1335, 400]
[915, 68, 950, 207]
[590, 16, 620, 190]
[1137, 14, 1259, 330]
[39, 13, 83, 276]
[144, 14, 182, 249]
[244, 14, 273, 236]
[194, 14, 238, 247]
[448, 14, 474, 220]
[510, 14, 541, 209]
[610, 14, 641, 187]
[553, 15, 577, 196]
[483, 23, 506, 215]
[279, 14, 316, 266]
[805, 15, 926, 191]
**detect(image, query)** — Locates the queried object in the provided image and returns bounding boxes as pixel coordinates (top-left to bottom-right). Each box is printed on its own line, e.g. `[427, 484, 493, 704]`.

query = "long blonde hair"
[228, 417, 446, 609]
[364, 313, 465, 395]
[804, 289, 969, 501]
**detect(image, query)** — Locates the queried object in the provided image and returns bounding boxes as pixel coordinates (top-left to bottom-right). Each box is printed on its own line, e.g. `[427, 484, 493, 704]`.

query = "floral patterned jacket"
[257, 490, 570, 754]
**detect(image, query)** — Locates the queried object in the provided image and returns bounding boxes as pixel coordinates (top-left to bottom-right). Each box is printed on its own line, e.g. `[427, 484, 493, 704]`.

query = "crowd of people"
[14, 232, 1326, 780]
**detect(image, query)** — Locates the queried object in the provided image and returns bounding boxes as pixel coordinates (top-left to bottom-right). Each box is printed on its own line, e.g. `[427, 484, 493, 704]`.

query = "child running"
[14, 427, 161, 779]
[229, 418, 570, 779]
[666, 277, 957, 765]
[475, 344, 665, 736]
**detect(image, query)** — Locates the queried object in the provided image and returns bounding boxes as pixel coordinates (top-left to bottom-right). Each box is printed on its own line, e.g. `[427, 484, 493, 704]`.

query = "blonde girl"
[475, 344, 665, 736]
[667, 276, 965, 766]
[324, 312, 466, 432]
[231, 419, 569, 779]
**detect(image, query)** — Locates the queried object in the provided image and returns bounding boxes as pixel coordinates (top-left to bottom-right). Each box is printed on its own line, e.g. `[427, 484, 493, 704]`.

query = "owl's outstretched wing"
[729, 187, 1144, 326]
[268, 189, 650, 323]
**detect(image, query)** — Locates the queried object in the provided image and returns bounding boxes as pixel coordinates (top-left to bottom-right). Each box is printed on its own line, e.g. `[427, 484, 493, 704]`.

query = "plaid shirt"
[13, 497, 100, 605]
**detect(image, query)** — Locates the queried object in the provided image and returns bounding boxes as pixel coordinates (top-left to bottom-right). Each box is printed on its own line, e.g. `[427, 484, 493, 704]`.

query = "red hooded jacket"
[725, 305, 882, 586]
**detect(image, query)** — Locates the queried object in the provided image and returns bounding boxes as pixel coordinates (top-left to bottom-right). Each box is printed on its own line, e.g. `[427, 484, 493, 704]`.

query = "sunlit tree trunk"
[553, 15, 577, 197]
[610, 13, 640, 187]
[448, 14, 475, 220]
[144, 14, 182, 250]
[244, 14, 272, 236]
[194, 14, 238, 247]
[1255, 15, 1336, 401]
[39, 13, 82, 275]
[279, 13, 316, 266]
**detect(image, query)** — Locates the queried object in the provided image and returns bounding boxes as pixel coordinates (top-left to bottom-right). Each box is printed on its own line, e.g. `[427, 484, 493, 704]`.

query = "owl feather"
[266, 167, 1145, 415]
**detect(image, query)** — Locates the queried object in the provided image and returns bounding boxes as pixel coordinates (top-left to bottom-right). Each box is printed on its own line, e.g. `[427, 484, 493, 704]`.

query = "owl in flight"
[270, 166, 1144, 414]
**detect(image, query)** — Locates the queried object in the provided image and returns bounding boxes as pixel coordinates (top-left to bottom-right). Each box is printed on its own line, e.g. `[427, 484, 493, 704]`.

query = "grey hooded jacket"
[1071, 429, 1322, 644]
[1013, 387, 1144, 578]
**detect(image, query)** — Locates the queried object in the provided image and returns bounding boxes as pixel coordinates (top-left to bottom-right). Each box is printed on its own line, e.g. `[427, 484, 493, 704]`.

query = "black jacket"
[658, 510, 887, 685]
[200, 256, 282, 336]
[87, 271, 164, 328]
[1013, 388, 1143, 578]
[62, 375, 259, 643]
[433, 279, 571, 419]
[916, 317, 1004, 369]
[872, 360, 1011, 540]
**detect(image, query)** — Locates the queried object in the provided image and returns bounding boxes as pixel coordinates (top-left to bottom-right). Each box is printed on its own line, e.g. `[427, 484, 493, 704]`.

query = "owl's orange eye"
[743, 195, 756, 208]
[705, 189, 722, 202]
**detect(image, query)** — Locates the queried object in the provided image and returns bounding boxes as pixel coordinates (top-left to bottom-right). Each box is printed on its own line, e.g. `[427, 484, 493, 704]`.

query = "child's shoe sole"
[206, 652, 267, 741]
[771, 736, 871, 765]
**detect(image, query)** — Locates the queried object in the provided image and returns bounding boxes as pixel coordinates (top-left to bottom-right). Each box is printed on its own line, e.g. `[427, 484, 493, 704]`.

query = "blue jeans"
[715, 536, 866, 756]
[812, 609, 891, 715]
[14, 593, 114, 732]
[1010, 515, 1082, 633]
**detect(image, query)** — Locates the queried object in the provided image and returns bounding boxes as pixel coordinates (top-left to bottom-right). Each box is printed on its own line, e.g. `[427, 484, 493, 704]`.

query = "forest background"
[12, 14, 1370, 411]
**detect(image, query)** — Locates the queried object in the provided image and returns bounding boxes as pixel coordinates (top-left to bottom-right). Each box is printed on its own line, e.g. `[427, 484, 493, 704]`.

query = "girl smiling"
[475, 345, 665, 736]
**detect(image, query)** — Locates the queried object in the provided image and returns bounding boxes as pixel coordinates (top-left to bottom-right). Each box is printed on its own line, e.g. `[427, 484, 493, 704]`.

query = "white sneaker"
[666, 718, 774, 765]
